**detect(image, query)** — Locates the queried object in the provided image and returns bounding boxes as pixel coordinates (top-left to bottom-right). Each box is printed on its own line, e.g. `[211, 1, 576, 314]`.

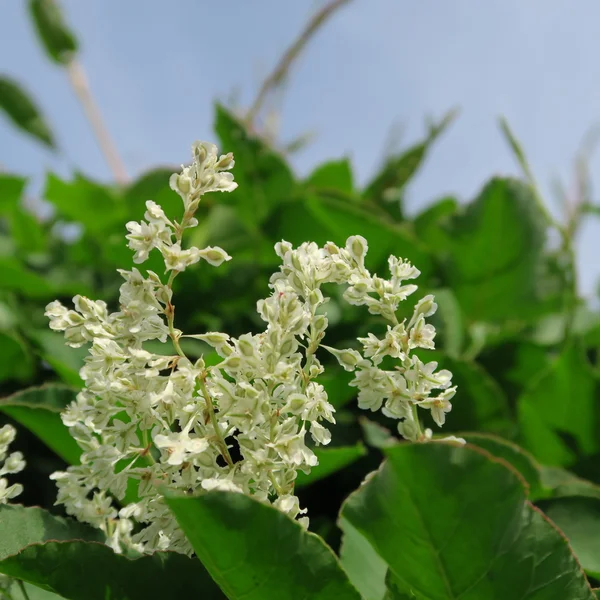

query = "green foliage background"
[1, 1, 600, 598]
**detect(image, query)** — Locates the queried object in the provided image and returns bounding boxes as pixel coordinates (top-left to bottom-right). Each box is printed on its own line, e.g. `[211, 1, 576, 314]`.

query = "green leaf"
[0, 332, 34, 383]
[44, 174, 124, 235]
[0, 385, 81, 465]
[461, 433, 543, 499]
[28, 0, 77, 65]
[338, 516, 387, 600]
[166, 491, 361, 599]
[306, 159, 354, 195]
[295, 444, 367, 488]
[413, 197, 457, 250]
[0, 174, 26, 213]
[537, 496, 600, 578]
[445, 177, 547, 321]
[319, 367, 356, 409]
[0, 257, 54, 297]
[359, 418, 396, 449]
[342, 442, 594, 600]
[30, 330, 85, 387]
[363, 109, 457, 212]
[214, 104, 294, 227]
[0, 77, 55, 148]
[539, 467, 600, 500]
[431, 288, 464, 358]
[518, 342, 598, 466]
[0, 505, 223, 600]
[6, 580, 65, 599]
[427, 353, 511, 436]
[272, 194, 432, 276]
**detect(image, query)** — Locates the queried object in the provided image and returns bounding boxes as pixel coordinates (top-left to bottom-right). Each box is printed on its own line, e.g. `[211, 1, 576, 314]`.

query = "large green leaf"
[444, 177, 547, 322]
[166, 491, 361, 599]
[461, 433, 543, 499]
[214, 104, 294, 227]
[28, 0, 77, 65]
[338, 516, 387, 600]
[0, 77, 55, 148]
[342, 442, 594, 600]
[295, 444, 367, 488]
[0, 385, 80, 465]
[518, 342, 598, 466]
[413, 196, 457, 250]
[0, 505, 223, 600]
[537, 496, 600, 579]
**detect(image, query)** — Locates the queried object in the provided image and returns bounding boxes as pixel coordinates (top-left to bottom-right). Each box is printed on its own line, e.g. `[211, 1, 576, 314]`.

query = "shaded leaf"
[338, 516, 387, 600]
[0, 332, 34, 383]
[215, 104, 294, 227]
[342, 442, 594, 600]
[28, 0, 77, 65]
[0, 77, 55, 148]
[0, 385, 80, 465]
[0, 505, 223, 600]
[518, 342, 598, 466]
[295, 444, 367, 488]
[537, 496, 600, 578]
[166, 491, 361, 599]
[445, 178, 547, 322]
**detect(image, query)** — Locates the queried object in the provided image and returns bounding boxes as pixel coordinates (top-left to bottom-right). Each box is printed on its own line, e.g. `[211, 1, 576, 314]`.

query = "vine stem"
[245, 0, 353, 127]
[66, 58, 128, 184]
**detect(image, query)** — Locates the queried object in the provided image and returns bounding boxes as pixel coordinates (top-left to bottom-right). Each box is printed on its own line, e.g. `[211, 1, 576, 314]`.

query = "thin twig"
[245, 0, 353, 127]
[66, 58, 128, 184]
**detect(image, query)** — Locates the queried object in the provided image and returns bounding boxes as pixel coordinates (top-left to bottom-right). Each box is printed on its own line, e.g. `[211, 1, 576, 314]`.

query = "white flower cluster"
[0, 424, 25, 504]
[323, 255, 457, 442]
[45, 140, 457, 556]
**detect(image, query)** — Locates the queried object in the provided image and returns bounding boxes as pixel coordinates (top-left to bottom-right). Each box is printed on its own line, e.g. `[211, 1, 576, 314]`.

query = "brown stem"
[245, 0, 353, 127]
[66, 58, 128, 184]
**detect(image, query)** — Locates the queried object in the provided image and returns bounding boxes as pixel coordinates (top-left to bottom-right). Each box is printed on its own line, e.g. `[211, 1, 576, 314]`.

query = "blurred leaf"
[0, 385, 80, 465]
[306, 159, 354, 195]
[7, 580, 65, 599]
[363, 109, 457, 214]
[498, 117, 537, 185]
[445, 178, 547, 322]
[338, 516, 387, 600]
[413, 196, 457, 250]
[295, 444, 367, 488]
[0, 174, 26, 213]
[0, 257, 54, 297]
[319, 367, 355, 409]
[428, 352, 512, 436]
[342, 443, 594, 600]
[215, 104, 294, 227]
[0, 332, 34, 383]
[518, 342, 598, 466]
[540, 467, 600, 500]
[28, 0, 77, 65]
[44, 174, 124, 235]
[272, 193, 432, 276]
[431, 288, 464, 358]
[0, 77, 55, 148]
[359, 418, 396, 449]
[166, 491, 361, 599]
[462, 433, 543, 499]
[537, 496, 600, 578]
[0, 505, 222, 600]
[31, 329, 85, 387]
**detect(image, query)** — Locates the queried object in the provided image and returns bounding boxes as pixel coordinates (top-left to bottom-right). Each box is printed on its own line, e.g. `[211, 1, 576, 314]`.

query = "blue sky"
[1, 0, 600, 295]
